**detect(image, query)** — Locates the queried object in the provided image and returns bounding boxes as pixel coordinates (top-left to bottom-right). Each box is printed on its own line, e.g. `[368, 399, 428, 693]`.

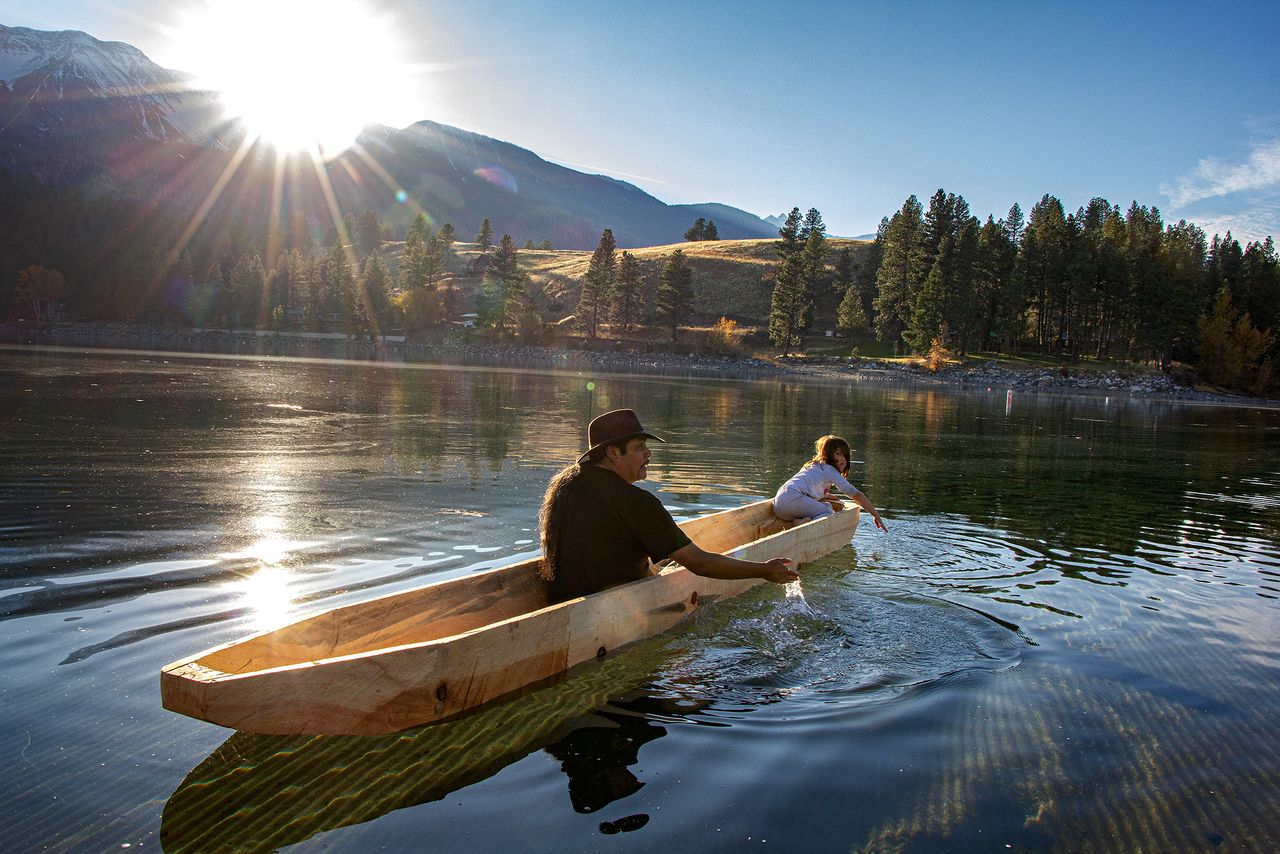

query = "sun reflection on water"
[228, 567, 297, 632]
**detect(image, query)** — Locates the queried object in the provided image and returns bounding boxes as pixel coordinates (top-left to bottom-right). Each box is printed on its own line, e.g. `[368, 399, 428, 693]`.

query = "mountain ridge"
[0, 23, 778, 249]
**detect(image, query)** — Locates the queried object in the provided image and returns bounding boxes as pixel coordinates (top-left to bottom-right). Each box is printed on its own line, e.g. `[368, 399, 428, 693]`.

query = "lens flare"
[473, 165, 518, 193]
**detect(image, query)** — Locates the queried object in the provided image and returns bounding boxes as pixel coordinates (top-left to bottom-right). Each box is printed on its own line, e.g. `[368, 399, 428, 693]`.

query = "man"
[539, 408, 797, 600]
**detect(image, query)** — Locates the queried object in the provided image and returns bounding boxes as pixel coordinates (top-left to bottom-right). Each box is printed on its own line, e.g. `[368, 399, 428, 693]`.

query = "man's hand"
[671, 544, 799, 584]
[762, 557, 798, 584]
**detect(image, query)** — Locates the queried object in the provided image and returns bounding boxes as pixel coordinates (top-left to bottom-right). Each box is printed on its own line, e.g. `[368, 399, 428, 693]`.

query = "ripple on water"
[654, 554, 1027, 722]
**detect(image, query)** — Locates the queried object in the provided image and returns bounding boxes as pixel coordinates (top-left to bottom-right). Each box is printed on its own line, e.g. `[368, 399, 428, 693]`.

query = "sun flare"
[172, 0, 416, 154]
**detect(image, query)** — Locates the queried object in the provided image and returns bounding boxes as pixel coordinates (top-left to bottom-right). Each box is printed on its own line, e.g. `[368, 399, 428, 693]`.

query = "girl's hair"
[808, 435, 852, 473]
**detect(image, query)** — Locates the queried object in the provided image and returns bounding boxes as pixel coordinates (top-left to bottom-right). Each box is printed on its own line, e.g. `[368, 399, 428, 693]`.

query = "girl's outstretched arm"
[850, 491, 888, 532]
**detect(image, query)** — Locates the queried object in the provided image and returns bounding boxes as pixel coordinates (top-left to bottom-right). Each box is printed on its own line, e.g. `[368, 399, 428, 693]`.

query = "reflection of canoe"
[161, 499, 859, 735]
[162, 643, 683, 853]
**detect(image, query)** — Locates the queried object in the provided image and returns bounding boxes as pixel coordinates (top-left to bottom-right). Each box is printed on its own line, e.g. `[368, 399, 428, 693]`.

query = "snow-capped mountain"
[0, 25, 225, 144]
[0, 23, 775, 248]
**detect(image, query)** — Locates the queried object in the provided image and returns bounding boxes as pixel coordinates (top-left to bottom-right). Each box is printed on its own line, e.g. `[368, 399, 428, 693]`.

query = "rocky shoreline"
[9, 322, 1275, 407]
[773, 355, 1264, 404]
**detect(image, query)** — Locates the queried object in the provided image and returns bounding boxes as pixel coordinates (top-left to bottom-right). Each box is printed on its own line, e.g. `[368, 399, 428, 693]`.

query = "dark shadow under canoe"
[160, 621, 709, 852]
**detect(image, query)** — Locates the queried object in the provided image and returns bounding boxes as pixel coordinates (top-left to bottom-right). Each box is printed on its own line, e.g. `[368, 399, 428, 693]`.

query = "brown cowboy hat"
[578, 408, 665, 463]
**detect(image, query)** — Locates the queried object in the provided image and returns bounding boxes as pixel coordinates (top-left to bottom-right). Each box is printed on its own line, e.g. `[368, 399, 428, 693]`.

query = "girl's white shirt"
[775, 462, 862, 501]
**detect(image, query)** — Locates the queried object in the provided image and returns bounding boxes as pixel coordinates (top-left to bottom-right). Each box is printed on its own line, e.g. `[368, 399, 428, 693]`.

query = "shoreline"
[7, 322, 1276, 408]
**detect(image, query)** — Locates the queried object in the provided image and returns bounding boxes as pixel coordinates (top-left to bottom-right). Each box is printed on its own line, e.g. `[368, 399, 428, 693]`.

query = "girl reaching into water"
[772, 435, 888, 531]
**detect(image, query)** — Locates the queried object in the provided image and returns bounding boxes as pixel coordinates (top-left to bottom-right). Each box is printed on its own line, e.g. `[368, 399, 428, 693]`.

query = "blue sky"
[8, 0, 1280, 241]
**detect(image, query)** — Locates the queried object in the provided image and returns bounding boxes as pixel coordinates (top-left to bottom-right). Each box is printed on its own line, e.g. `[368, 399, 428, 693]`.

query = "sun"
[171, 0, 416, 155]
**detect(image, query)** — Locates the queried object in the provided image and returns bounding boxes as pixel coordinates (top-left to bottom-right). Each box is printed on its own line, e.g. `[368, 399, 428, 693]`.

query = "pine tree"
[853, 218, 887, 330]
[769, 208, 808, 354]
[204, 259, 231, 327]
[1124, 201, 1166, 362]
[923, 190, 958, 258]
[1159, 219, 1209, 365]
[612, 251, 644, 332]
[1240, 236, 1279, 335]
[492, 234, 520, 280]
[799, 226, 828, 323]
[502, 270, 530, 339]
[905, 261, 946, 352]
[267, 250, 298, 328]
[837, 284, 869, 335]
[578, 229, 617, 338]
[912, 191, 982, 352]
[949, 215, 981, 353]
[476, 270, 504, 333]
[228, 253, 265, 329]
[974, 216, 1017, 352]
[320, 245, 357, 333]
[873, 196, 928, 351]
[406, 213, 431, 249]
[704, 220, 718, 240]
[1021, 194, 1071, 353]
[655, 249, 693, 341]
[475, 218, 494, 251]
[474, 235, 529, 338]
[359, 254, 392, 340]
[286, 211, 316, 259]
[1072, 198, 1123, 359]
[833, 247, 855, 296]
[799, 208, 825, 241]
[356, 211, 382, 258]
[1004, 203, 1025, 247]
[402, 230, 445, 291]
[438, 223, 456, 247]
[685, 217, 707, 241]
[834, 247, 868, 335]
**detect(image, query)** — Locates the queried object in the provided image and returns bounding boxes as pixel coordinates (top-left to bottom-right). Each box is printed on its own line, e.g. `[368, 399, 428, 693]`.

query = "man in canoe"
[539, 408, 798, 600]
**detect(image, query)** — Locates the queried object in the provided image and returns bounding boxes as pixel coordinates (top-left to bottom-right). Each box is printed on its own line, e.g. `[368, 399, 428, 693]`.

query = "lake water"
[2, 346, 1278, 852]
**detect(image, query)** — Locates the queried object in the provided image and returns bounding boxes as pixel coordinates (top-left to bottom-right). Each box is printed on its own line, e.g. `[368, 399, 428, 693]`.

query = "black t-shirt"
[548, 466, 692, 601]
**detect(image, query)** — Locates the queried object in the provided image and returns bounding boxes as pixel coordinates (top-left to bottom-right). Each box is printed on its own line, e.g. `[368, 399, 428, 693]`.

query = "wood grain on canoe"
[161, 500, 859, 734]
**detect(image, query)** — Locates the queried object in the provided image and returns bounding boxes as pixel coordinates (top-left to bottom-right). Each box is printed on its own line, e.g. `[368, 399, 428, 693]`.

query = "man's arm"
[667, 542, 798, 584]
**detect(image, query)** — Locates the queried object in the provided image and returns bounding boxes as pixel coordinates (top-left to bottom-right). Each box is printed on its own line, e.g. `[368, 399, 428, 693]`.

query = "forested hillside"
[5, 165, 1277, 392]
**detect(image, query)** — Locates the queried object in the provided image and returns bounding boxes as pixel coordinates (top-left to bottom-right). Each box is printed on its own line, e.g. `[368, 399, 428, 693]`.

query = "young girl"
[772, 435, 888, 531]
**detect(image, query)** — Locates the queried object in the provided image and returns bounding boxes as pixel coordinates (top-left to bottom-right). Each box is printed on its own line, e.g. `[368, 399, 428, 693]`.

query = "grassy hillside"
[516, 237, 875, 326]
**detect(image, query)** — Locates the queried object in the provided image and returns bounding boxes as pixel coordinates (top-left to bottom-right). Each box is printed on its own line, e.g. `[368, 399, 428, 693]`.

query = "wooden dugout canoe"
[161, 499, 860, 735]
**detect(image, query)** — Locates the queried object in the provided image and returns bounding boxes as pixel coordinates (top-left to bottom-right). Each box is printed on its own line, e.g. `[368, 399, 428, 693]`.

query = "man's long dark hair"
[539, 462, 586, 582]
[539, 441, 624, 582]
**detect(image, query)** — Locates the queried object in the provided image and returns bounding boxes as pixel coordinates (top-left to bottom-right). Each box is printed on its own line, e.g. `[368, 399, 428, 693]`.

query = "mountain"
[0, 24, 776, 249]
[353, 120, 777, 248]
[0, 26, 228, 187]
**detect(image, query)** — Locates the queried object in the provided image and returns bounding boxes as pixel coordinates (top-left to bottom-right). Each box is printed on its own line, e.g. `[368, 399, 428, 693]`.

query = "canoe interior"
[193, 499, 792, 677]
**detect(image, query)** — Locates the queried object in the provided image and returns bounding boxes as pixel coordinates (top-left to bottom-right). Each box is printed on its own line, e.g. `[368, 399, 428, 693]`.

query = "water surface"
[1, 347, 1277, 851]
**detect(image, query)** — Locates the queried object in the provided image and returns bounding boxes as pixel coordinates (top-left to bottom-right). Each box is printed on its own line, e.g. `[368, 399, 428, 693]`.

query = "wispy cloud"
[1181, 206, 1279, 245]
[1163, 138, 1280, 209]
[541, 155, 670, 187]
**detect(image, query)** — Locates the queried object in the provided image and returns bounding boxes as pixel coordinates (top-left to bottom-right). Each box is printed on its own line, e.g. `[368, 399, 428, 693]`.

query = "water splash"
[784, 579, 815, 616]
